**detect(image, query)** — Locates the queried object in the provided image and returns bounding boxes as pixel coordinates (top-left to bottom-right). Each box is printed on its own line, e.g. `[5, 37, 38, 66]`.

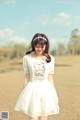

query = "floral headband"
[33, 36, 47, 42]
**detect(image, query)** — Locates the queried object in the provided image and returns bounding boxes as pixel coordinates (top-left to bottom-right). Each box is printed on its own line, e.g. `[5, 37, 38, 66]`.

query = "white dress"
[14, 53, 59, 117]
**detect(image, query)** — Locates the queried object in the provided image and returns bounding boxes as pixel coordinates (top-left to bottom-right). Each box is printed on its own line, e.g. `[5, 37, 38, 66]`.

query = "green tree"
[68, 28, 80, 55]
[10, 43, 27, 59]
[57, 43, 65, 55]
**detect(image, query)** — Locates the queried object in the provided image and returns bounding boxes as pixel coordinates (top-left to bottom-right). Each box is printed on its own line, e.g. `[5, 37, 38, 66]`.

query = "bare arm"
[48, 56, 55, 86]
[48, 74, 54, 86]
[23, 73, 30, 87]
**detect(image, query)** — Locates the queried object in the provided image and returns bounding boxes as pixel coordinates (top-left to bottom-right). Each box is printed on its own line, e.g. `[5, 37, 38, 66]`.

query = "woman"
[14, 33, 59, 120]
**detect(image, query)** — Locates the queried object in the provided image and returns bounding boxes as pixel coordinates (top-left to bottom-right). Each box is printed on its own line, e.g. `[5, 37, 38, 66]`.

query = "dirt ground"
[0, 55, 80, 120]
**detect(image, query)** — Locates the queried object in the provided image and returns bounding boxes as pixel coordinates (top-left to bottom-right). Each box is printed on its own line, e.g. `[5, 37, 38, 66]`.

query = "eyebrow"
[35, 44, 45, 47]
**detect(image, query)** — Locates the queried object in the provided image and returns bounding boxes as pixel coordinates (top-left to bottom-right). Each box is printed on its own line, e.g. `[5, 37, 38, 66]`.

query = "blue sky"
[0, 0, 80, 49]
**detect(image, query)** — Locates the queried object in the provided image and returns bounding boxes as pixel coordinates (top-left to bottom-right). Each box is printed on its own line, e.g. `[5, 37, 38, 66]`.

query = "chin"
[36, 51, 43, 55]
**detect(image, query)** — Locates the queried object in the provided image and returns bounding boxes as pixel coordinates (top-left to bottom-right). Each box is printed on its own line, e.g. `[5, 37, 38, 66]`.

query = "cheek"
[43, 46, 46, 51]
[34, 47, 38, 50]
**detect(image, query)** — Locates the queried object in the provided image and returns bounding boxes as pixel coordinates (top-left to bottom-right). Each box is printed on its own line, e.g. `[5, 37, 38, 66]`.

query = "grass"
[0, 55, 80, 120]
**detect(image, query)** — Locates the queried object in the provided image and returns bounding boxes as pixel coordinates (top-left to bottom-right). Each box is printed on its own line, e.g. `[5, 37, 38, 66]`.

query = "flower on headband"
[33, 36, 47, 42]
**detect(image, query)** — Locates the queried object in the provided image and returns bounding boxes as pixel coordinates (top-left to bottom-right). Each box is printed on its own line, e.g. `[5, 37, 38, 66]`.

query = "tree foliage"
[67, 28, 80, 54]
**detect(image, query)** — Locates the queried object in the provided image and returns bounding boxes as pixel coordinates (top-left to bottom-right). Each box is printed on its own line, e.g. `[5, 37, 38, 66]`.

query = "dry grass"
[0, 55, 80, 120]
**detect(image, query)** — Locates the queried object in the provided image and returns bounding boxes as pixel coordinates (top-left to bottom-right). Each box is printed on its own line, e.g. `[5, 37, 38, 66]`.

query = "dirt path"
[0, 56, 80, 120]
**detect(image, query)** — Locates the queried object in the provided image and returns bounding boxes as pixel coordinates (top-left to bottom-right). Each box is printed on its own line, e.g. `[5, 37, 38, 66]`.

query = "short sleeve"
[23, 56, 29, 74]
[48, 56, 55, 74]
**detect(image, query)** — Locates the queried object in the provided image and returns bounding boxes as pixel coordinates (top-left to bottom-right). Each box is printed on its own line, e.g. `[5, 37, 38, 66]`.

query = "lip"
[36, 51, 43, 55]
[37, 51, 42, 53]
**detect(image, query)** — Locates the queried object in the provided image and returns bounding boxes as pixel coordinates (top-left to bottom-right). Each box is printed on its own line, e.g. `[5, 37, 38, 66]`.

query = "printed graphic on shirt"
[33, 62, 46, 80]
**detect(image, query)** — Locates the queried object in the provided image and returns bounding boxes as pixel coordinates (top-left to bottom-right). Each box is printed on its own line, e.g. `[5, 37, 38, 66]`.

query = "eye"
[35, 44, 45, 48]
[35, 46, 44, 48]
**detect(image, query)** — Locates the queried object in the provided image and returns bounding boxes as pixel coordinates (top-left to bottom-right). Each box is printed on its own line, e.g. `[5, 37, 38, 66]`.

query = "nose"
[38, 47, 42, 50]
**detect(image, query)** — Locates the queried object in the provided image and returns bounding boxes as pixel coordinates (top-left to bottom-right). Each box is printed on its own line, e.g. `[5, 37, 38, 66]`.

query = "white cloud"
[75, 16, 80, 20]
[0, 28, 27, 45]
[0, 0, 16, 5]
[36, 12, 80, 27]
[37, 15, 50, 26]
[36, 12, 72, 26]
[58, 12, 70, 19]
[52, 12, 71, 26]
[64, 21, 71, 26]
[72, 16, 80, 27]
[9, 36, 27, 43]
[0, 28, 13, 38]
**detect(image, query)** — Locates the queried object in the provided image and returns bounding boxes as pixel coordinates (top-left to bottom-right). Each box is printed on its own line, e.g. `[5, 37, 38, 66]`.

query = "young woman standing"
[14, 33, 59, 120]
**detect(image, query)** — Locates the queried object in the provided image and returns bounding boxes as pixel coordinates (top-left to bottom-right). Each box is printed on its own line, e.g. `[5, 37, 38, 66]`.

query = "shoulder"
[23, 54, 30, 60]
[49, 54, 55, 61]
[23, 54, 30, 61]
[23, 55, 27, 59]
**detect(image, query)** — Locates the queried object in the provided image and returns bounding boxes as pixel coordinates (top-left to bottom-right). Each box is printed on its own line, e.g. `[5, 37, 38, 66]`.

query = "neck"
[34, 51, 44, 57]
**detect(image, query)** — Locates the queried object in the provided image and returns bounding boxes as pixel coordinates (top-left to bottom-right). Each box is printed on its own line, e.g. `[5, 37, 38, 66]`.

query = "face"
[34, 43, 46, 55]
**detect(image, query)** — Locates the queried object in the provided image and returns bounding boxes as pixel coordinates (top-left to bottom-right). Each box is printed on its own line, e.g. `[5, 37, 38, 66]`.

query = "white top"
[23, 53, 55, 81]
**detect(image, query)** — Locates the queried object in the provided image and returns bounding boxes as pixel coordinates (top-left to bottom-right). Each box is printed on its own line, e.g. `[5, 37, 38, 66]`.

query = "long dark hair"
[26, 33, 51, 63]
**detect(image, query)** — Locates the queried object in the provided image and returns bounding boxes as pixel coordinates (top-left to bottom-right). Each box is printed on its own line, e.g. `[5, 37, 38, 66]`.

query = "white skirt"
[14, 80, 59, 117]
